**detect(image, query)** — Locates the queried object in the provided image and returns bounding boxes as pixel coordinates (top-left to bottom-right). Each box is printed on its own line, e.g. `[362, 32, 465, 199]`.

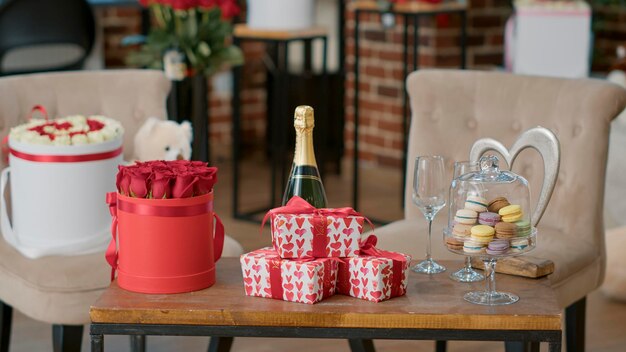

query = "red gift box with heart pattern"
[336, 236, 411, 302]
[262, 196, 371, 259]
[240, 247, 338, 304]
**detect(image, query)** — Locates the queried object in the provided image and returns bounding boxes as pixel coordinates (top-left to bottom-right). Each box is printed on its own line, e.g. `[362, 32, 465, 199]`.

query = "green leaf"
[198, 41, 212, 57]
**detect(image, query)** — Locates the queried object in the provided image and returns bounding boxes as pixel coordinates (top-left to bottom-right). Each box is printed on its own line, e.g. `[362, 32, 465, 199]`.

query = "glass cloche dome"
[445, 155, 536, 258]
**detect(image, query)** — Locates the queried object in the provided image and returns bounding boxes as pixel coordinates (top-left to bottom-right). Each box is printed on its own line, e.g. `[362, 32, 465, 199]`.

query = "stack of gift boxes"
[240, 197, 412, 304]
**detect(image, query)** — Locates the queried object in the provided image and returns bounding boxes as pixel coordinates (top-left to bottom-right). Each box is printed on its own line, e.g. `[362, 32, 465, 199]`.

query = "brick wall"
[592, 2, 626, 71]
[100, 1, 625, 168]
[344, 0, 511, 167]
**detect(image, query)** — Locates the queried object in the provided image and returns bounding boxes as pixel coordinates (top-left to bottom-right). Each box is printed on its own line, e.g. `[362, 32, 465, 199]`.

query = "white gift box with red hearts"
[271, 214, 363, 259]
[337, 252, 411, 303]
[240, 247, 338, 304]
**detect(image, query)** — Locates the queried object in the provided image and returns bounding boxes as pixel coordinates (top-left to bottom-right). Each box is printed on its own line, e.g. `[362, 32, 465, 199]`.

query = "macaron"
[486, 239, 510, 255]
[499, 204, 523, 223]
[478, 212, 501, 226]
[515, 220, 532, 237]
[463, 239, 485, 254]
[452, 223, 472, 239]
[446, 237, 464, 251]
[488, 197, 510, 213]
[454, 209, 478, 225]
[470, 225, 495, 244]
[494, 222, 517, 239]
[464, 195, 488, 213]
[510, 238, 530, 252]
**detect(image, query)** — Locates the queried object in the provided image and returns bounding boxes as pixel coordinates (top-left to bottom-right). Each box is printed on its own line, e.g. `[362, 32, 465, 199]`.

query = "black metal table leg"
[549, 342, 562, 352]
[401, 14, 419, 207]
[280, 40, 290, 197]
[565, 296, 586, 352]
[320, 36, 329, 179]
[348, 338, 375, 352]
[91, 334, 103, 352]
[208, 336, 234, 352]
[399, 14, 409, 209]
[352, 9, 361, 210]
[130, 335, 146, 352]
[231, 37, 242, 218]
[460, 10, 467, 69]
[435, 340, 447, 352]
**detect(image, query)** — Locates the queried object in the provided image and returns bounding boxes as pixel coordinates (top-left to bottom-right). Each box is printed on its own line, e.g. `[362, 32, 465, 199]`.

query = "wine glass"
[449, 161, 485, 283]
[411, 156, 447, 274]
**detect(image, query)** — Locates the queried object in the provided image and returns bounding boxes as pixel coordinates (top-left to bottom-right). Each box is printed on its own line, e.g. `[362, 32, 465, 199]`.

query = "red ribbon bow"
[105, 192, 118, 281]
[261, 196, 375, 257]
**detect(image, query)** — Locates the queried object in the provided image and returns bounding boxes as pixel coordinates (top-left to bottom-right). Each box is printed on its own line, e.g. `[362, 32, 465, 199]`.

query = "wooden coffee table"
[90, 259, 562, 351]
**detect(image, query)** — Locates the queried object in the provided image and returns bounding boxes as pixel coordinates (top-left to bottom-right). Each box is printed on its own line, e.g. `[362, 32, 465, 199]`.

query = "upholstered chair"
[374, 69, 626, 352]
[0, 70, 243, 352]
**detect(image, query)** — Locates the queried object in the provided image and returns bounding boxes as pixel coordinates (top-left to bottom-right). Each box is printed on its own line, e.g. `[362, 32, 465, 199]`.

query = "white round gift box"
[1, 136, 123, 258]
[247, 0, 316, 31]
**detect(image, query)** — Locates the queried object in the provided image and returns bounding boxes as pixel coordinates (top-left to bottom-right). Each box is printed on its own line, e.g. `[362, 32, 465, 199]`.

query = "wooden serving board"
[471, 256, 555, 278]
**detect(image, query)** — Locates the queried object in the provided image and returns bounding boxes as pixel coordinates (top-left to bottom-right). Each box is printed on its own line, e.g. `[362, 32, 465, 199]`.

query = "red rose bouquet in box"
[116, 160, 217, 199]
[107, 160, 223, 294]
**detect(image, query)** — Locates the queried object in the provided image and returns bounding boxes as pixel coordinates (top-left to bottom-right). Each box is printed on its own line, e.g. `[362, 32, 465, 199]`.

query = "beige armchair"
[0, 70, 242, 351]
[374, 70, 626, 352]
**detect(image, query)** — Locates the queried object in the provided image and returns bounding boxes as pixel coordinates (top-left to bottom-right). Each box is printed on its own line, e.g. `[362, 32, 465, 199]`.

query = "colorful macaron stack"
[447, 195, 533, 256]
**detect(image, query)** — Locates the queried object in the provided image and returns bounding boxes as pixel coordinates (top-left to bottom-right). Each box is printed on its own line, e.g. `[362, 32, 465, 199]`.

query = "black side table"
[350, 0, 468, 218]
[231, 25, 329, 221]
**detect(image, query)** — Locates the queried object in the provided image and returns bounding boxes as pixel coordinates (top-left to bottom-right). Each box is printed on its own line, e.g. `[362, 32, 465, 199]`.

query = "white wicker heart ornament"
[469, 127, 561, 227]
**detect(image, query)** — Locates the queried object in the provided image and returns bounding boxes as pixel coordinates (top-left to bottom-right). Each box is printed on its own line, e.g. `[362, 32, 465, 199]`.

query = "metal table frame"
[351, 6, 467, 218]
[90, 323, 561, 352]
[231, 33, 329, 222]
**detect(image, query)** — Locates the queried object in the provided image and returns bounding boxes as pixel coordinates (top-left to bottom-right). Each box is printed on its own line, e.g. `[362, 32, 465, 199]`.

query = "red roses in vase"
[116, 160, 217, 199]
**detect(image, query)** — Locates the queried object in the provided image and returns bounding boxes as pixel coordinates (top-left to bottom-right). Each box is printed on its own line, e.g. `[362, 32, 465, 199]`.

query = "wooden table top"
[233, 25, 328, 41]
[350, 0, 468, 14]
[90, 259, 561, 331]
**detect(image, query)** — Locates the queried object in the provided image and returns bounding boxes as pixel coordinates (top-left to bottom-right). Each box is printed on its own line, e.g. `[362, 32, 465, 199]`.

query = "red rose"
[127, 164, 152, 198]
[171, 0, 197, 10]
[219, 0, 240, 19]
[198, 0, 218, 8]
[169, 160, 191, 174]
[150, 167, 174, 199]
[194, 166, 217, 195]
[116, 165, 131, 196]
[172, 173, 198, 198]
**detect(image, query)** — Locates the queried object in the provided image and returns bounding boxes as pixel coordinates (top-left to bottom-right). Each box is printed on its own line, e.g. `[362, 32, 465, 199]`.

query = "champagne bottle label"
[282, 106, 328, 208]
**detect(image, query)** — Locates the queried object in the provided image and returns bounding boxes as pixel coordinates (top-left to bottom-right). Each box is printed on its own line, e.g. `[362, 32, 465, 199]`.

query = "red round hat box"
[106, 191, 224, 294]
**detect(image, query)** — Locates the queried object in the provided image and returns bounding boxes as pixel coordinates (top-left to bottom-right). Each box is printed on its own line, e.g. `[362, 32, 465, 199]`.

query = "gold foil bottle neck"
[294, 105, 315, 132]
[292, 105, 317, 166]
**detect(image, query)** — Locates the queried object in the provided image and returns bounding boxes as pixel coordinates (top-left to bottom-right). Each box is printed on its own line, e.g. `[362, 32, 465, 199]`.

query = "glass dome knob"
[479, 155, 500, 179]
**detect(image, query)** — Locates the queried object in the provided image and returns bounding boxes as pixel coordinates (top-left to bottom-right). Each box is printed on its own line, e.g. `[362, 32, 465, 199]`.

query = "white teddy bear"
[132, 117, 244, 257]
[133, 117, 193, 161]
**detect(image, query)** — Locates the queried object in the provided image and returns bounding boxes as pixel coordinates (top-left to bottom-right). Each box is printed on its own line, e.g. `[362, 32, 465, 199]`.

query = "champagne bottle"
[282, 106, 328, 208]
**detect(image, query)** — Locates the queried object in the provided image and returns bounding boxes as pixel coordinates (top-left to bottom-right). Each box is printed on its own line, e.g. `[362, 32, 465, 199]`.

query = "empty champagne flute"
[449, 161, 485, 282]
[411, 156, 447, 274]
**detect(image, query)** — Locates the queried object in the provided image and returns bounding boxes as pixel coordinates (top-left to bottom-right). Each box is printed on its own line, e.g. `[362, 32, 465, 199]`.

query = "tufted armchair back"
[0, 70, 171, 166]
[404, 70, 626, 256]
